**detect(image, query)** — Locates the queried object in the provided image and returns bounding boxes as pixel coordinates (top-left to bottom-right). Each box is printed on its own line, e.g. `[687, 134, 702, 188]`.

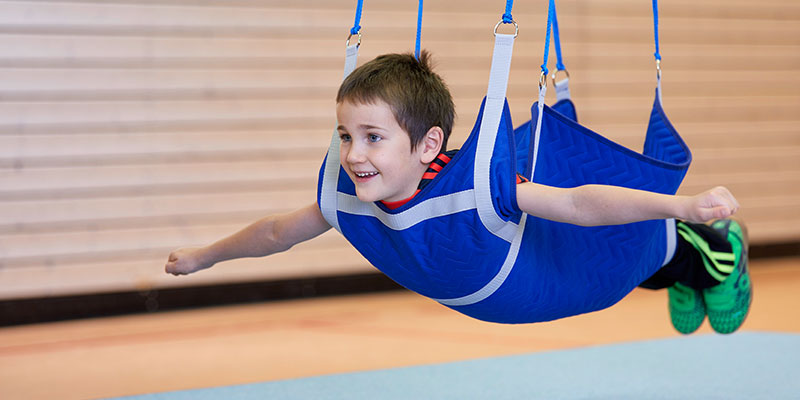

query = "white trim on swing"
[320, 44, 360, 232]
[430, 32, 525, 306]
[336, 190, 499, 231]
[555, 77, 571, 101]
[333, 193, 518, 243]
[657, 76, 663, 106]
[434, 214, 528, 306]
[474, 33, 518, 242]
[662, 218, 677, 266]
[530, 83, 547, 180]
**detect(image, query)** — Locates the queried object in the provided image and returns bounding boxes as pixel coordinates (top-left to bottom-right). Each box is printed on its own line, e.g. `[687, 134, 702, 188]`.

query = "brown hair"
[336, 50, 454, 152]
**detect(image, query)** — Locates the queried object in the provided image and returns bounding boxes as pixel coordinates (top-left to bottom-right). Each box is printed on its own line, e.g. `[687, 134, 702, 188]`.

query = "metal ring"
[551, 68, 570, 89]
[656, 59, 661, 80]
[538, 71, 547, 89]
[346, 31, 362, 48]
[493, 20, 519, 38]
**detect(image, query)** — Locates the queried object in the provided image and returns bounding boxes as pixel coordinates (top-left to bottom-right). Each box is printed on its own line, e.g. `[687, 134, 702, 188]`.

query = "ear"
[418, 126, 444, 164]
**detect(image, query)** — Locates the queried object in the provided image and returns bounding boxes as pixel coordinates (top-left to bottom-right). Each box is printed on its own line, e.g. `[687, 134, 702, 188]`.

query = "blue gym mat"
[118, 332, 799, 400]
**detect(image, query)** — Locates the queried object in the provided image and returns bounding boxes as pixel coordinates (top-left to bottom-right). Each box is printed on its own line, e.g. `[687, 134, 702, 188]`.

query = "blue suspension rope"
[502, 0, 514, 23]
[652, 0, 661, 61]
[540, 0, 555, 75]
[541, 0, 659, 78]
[415, 0, 423, 59]
[350, 0, 364, 35]
[551, 1, 565, 71]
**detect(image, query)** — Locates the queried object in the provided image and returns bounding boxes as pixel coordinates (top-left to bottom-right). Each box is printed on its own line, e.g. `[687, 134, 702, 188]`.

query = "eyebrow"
[336, 124, 385, 132]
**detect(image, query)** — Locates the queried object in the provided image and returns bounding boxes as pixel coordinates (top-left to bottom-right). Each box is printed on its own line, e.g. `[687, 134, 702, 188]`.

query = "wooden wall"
[1, 0, 798, 300]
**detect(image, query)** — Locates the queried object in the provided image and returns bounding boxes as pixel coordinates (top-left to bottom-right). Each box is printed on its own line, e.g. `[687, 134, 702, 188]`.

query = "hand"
[683, 186, 740, 223]
[165, 247, 213, 276]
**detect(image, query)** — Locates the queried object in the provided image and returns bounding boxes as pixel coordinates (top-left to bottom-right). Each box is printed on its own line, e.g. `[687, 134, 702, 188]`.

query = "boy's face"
[336, 99, 429, 203]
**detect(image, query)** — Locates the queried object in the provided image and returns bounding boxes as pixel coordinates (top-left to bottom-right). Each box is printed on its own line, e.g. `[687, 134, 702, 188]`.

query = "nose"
[344, 141, 366, 165]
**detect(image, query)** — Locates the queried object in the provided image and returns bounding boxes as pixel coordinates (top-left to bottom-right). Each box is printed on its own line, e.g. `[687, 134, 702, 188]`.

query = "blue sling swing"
[318, 0, 691, 324]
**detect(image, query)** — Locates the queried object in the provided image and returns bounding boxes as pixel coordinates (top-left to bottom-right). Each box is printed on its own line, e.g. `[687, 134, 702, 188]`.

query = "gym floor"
[1, 257, 798, 400]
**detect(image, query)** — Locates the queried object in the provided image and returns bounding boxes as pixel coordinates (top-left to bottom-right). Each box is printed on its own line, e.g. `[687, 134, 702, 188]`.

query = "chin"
[354, 190, 380, 203]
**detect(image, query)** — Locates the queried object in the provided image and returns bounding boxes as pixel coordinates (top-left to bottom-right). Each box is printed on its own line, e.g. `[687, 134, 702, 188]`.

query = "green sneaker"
[668, 282, 706, 334]
[703, 219, 751, 334]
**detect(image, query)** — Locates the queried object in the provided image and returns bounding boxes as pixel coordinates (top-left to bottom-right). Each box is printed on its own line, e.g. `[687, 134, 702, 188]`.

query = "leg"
[640, 219, 751, 334]
[640, 221, 733, 290]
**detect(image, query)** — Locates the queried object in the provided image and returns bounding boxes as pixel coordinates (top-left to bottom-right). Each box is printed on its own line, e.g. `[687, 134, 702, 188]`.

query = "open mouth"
[353, 171, 379, 182]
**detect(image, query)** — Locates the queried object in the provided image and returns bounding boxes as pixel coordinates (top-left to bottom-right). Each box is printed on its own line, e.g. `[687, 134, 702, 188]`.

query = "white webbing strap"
[529, 84, 547, 180]
[320, 44, 360, 232]
[554, 77, 571, 101]
[474, 33, 516, 240]
[661, 218, 677, 266]
[434, 214, 528, 306]
[336, 190, 487, 231]
[343, 44, 359, 79]
[657, 75, 663, 106]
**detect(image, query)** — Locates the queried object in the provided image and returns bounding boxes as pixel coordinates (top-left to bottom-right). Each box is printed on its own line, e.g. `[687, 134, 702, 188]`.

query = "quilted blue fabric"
[317, 89, 691, 323]
[515, 98, 577, 177]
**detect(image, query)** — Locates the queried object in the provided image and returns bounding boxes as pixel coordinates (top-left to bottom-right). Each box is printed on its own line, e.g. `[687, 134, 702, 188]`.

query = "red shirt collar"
[380, 189, 421, 210]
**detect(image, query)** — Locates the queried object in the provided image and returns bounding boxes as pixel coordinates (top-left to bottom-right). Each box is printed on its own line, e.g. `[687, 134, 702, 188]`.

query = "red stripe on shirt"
[379, 149, 526, 210]
[381, 189, 421, 210]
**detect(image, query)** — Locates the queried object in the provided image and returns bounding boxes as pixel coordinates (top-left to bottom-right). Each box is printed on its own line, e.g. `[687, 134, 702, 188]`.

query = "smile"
[355, 172, 379, 177]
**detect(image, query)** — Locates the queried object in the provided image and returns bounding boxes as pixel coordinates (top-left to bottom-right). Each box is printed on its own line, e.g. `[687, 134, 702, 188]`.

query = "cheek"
[383, 150, 409, 169]
[371, 151, 391, 171]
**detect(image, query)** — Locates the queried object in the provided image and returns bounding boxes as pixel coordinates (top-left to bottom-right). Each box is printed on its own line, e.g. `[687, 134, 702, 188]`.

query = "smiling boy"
[167, 51, 751, 334]
[337, 100, 439, 204]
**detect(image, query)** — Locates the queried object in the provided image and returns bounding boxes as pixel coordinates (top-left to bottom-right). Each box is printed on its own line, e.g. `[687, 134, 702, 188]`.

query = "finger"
[720, 191, 735, 206]
[721, 188, 740, 209]
[714, 206, 732, 220]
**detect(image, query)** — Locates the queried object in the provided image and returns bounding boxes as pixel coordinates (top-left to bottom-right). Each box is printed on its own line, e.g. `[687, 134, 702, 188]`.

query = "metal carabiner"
[656, 59, 662, 80]
[346, 31, 362, 48]
[551, 68, 570, 89]
[539, 71, 548, 89]
[493, 19, 519, 38]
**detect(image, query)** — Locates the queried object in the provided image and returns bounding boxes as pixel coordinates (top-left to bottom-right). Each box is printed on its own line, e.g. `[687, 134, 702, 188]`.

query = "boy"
[166, 51, 750, 334]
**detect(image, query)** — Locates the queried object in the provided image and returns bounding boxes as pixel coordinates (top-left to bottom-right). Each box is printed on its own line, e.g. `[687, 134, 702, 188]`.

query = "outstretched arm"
[166, 202, 331, 275]
[516, 182, 739, 227]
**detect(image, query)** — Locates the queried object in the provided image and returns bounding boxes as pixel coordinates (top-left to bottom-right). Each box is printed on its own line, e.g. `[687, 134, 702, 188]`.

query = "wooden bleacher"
[1, 0, 798, 300]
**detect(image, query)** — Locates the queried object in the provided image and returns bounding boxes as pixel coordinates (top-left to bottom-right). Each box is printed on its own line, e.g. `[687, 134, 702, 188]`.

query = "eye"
[368, 134, 381, 143]
[339, 133, 351, 142]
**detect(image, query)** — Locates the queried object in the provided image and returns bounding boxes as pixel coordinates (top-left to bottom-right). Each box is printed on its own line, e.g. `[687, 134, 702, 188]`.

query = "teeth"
[355, 172, 378, 177]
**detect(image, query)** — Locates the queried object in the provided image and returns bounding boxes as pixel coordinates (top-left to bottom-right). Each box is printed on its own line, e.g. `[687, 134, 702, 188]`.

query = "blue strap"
[502, 0, 514, 23]
[415, 0, 423, 59]
[540, 0, 555, 75]
[542, 0, 660, 71]
[540, 0, 570, 74]
[551, 1, 565, 71]
[350, 0, 364, 35]
[652, 0, 661, 61]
